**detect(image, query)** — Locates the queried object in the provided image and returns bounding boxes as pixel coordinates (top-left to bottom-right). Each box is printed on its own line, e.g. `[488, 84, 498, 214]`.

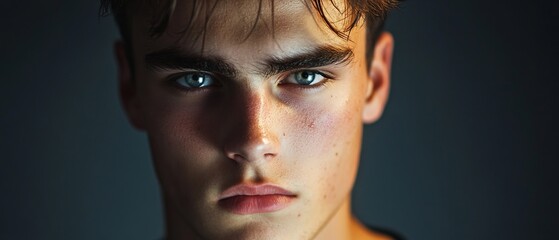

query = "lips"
[218, 184, 296, 215]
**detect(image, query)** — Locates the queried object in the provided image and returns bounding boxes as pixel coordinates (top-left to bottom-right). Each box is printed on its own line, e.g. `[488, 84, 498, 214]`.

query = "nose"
[223, 91, 280, 164]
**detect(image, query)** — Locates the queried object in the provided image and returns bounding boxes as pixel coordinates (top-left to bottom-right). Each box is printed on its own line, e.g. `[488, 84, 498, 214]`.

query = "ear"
[362, 32, 394, 124]
[114, 41, 146, 130]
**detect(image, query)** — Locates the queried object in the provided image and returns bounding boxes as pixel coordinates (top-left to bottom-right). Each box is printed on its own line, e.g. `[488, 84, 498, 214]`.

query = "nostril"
[263, 153, 276, 159]
[224, 138, 279, 163]
[226, 152, 247, 162]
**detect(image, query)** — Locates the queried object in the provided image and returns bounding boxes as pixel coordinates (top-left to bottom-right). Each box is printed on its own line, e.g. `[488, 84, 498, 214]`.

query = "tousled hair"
[100, 0, 398, 65]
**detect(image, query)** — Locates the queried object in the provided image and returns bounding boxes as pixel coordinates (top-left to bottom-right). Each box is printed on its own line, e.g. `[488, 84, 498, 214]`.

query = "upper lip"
[219, 184, 296, 200]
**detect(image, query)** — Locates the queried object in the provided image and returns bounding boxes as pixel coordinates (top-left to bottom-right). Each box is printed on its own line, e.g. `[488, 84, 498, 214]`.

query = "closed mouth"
[218, 184, 296, 214]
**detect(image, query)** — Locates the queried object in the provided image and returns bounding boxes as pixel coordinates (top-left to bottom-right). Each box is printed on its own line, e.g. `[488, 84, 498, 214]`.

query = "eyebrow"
[145, 48, 238, 78]
[144, 45, 353, 78]
[262, 45, 354, 76]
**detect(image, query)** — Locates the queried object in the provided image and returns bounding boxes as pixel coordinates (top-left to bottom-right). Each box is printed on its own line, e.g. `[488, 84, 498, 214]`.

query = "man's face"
[119, 0, 390, 239]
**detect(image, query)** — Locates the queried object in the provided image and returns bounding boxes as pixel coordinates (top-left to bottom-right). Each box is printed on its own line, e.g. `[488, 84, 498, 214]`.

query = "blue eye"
[174, 72, 216, 89]
[286, 70, 326, 86]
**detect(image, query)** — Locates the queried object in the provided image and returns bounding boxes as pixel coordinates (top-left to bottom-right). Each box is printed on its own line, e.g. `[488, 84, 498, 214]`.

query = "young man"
[102, 0, 401, 239]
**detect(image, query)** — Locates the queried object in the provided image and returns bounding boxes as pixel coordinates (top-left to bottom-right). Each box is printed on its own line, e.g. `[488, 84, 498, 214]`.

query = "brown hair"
[100, 0, 398, 63]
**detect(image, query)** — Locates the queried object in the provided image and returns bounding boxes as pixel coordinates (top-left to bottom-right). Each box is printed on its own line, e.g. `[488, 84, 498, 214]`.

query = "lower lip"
[219, 195, 294, 214]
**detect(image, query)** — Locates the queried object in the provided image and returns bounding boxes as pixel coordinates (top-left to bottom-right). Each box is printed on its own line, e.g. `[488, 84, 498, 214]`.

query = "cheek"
[287, 94, 364, 200]
[144, 99, 201, 158]
[140, 92, 229, 198]
[141, 86, 221, 156]
[291, 91, 364, 154]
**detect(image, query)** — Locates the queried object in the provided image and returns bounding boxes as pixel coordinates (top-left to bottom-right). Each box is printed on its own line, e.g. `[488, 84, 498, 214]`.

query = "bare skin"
[115, 0, 394, 239]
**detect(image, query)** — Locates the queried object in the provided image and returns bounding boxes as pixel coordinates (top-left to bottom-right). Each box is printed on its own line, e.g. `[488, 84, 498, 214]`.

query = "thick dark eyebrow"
[261, 45, 354, 76]
[144, 48, 238, 78]
[144, 45, 353, 79]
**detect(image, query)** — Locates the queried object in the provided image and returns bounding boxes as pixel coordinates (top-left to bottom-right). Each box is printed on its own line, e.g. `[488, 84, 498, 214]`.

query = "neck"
[163, 198, 201, 240]
[314, 197, 355, 240]
[315, 197, 386, 240]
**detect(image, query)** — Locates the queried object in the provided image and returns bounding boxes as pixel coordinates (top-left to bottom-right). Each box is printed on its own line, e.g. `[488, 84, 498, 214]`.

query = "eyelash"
[167, 69, 335, 92]
[167, 71, 219, 92]
[280, 70, 334, 90]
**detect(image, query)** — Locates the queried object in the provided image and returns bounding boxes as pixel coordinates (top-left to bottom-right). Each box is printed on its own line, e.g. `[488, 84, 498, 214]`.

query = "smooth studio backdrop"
[1, 1, 558, 239]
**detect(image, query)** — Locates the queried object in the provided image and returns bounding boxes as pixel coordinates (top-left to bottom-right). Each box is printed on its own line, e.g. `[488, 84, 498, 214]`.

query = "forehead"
[131, 0, 359, 55]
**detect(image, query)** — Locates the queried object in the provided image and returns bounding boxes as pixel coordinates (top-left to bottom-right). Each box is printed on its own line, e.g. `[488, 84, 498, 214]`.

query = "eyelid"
[274, 69, 335, 92]
[168, 69, 220, 82]
[281, 69, 333, 83]
[169, 69, 213, 76]
[169, 70, 219, 91]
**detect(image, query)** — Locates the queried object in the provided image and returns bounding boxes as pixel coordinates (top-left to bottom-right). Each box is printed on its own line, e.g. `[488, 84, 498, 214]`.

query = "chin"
[226, 227, 292, 240]
[210, 220, 308, 240]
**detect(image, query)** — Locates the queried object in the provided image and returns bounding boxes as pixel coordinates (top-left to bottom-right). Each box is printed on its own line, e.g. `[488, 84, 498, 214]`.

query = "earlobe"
[115, 41, 145, 130]
[362, 32, 394, 124]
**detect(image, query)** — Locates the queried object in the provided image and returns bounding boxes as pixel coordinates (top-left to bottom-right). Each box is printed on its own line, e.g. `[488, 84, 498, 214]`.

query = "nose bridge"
[243, 90, 267, 138]
[223, 87, 279, 163]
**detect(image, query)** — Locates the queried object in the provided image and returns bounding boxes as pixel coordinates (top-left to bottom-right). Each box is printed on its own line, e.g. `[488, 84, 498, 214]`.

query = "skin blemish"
[308, 121, 315, 128]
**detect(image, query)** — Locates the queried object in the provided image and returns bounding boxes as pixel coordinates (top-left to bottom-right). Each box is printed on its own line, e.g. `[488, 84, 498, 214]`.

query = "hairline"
[100, 0, 397, 71]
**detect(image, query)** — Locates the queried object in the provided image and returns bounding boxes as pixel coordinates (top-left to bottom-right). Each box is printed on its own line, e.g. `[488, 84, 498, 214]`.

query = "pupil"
[297, 71, 314, 85]
[189, 74, 204, 86]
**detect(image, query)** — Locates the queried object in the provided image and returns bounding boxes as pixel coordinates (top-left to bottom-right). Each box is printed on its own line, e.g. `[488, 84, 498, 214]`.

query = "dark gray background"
[1, 1, 558, 239]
